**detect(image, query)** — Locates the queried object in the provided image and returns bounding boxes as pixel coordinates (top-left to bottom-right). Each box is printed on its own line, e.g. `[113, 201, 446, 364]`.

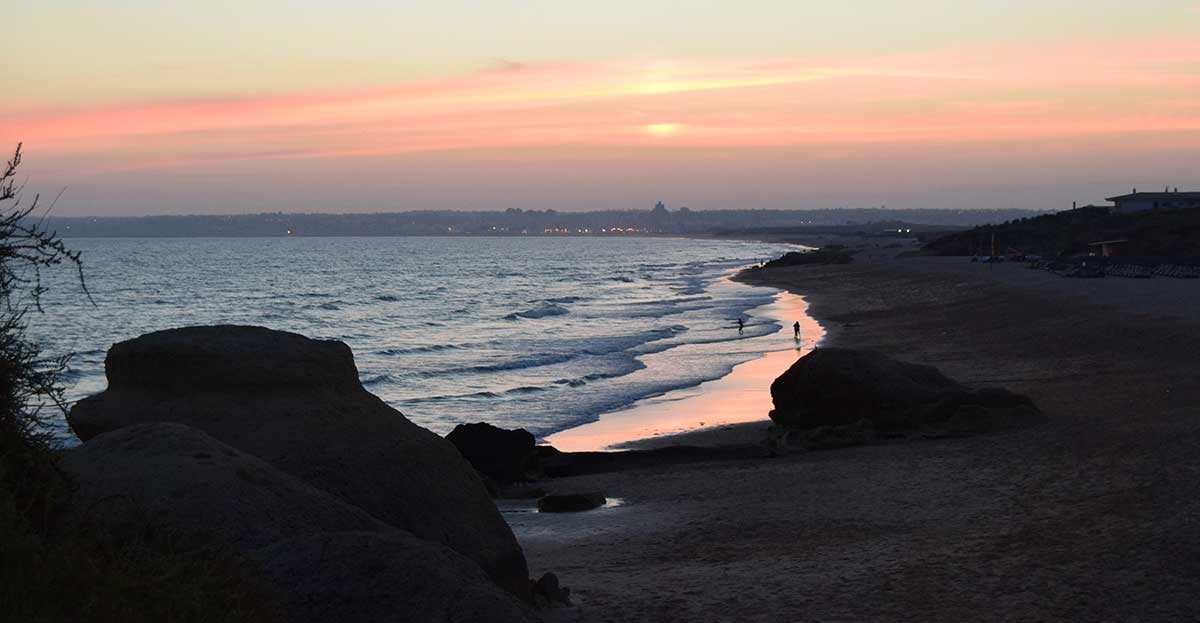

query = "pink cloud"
[4, 36, 1199, 175]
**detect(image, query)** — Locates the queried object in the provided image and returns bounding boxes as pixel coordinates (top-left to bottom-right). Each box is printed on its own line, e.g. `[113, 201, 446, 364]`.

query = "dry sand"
[512, 248, 1200, 622]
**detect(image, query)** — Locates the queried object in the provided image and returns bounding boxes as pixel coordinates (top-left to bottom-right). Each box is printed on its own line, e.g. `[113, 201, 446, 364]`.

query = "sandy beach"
[545, 289, 825, 452]
[513, 246, 1200, 622]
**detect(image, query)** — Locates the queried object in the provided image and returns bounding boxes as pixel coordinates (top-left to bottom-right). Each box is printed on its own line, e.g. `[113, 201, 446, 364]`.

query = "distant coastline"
[43, 207, 1041, 238]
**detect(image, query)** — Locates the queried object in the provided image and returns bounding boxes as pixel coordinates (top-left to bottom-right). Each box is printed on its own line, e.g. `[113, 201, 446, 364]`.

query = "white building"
[1105, 190, 1200, 213]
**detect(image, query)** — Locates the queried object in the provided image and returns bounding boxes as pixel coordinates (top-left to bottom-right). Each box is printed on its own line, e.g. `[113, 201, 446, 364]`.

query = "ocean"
[28, 236, 799, 443]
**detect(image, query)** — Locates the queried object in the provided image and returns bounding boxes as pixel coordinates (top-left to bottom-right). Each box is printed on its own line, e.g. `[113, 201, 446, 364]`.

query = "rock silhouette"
[770, 348, 1039, 434]
[67, 325, 530, 599]
[447, 422, 540, 482]
[63, 423, 537, 623]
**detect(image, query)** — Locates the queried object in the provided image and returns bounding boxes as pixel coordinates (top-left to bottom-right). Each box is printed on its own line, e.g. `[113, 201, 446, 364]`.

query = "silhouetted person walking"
[737, 318, 744, 334]
[793, 321, 800, 340]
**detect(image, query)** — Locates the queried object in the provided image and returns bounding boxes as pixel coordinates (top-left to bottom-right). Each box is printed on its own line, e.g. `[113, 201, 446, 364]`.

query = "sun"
[644, 123, 682, 137]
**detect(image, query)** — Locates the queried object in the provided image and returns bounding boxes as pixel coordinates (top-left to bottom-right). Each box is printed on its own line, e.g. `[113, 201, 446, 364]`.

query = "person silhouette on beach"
[737, 318, 744, 334]
[793, 321, 801, 340]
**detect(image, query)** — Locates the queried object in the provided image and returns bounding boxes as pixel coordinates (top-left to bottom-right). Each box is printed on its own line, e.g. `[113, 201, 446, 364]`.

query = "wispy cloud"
[5, 36, 1199, 174]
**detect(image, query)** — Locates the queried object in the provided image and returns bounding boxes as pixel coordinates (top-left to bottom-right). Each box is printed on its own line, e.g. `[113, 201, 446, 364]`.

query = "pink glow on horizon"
[5, 37, 1200, 175]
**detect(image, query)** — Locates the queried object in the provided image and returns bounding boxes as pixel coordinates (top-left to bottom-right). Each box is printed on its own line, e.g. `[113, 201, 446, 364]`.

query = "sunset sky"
[5, 1, 1199, 215]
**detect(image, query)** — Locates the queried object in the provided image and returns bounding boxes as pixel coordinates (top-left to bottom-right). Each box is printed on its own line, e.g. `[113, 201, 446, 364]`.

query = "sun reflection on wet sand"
[545, 289, 824, 452]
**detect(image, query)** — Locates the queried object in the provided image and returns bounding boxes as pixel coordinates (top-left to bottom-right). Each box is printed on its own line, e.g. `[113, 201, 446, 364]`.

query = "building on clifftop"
[1106, 189, 1200, 213]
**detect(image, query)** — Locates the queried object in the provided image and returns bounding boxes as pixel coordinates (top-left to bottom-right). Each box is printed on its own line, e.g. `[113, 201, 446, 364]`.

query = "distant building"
[1105, 190, 1200, 213]
[650, 201, 670, 232]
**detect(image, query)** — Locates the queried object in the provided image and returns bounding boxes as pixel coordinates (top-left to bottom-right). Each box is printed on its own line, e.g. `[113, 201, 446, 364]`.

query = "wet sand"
[516, 250, 1200, 622]
[545, 291, 824, 452]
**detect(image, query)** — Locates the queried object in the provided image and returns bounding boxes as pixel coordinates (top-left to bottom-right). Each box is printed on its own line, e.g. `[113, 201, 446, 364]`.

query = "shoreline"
[544, 287, 825, 452]
[515, 250, 1200, 622]
[541, 236, 890, 453]
[541, 238, 851, 453]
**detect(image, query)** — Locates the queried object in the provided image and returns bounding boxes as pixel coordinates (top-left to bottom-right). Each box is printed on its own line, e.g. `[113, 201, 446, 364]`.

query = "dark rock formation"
[258, 531, 538, 623]
[532, 572, 572, 607]
[63, 422, 385, 548]
[770, 348, 1039, 434]
[66, 325, 529, 599]
[537, 445, 574, 477]
[537, 492, 606, 513]
[447, 422, 540, 482]
[63, 423, 536, 623]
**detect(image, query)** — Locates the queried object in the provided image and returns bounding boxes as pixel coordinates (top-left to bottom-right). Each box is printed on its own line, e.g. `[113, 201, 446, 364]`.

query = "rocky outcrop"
[447, 422, 540, 482]
[770, 348, 1039, 434]
[63, 423, 537, 623]
[67, 325, 529, 598]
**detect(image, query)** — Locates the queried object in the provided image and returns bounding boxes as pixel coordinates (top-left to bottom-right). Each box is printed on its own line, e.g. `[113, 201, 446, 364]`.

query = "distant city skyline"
[4, 1, 1199, 215]
[42, 205, 1041, 239]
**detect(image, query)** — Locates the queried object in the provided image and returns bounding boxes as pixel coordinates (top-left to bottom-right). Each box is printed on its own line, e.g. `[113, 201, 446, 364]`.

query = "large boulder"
[258, 531, 538, 623]
[447, 422, 539, 482]
[62, 423, 537, 623]
[63, 422, 384, 550]
[67, 325, 529, 598]
[769, 348, 1039, 433]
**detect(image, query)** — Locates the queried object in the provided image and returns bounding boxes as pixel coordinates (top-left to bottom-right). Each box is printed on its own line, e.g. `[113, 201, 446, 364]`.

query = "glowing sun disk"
[645, 122, 682, 136]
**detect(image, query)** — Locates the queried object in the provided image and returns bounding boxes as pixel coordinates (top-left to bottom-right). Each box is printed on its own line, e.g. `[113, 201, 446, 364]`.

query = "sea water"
[27, 236, 798, 442]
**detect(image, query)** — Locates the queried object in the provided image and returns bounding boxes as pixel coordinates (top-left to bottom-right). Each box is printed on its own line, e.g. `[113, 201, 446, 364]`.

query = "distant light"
[286, 229, 292, 235]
